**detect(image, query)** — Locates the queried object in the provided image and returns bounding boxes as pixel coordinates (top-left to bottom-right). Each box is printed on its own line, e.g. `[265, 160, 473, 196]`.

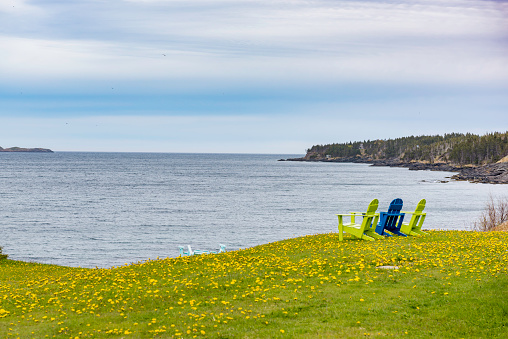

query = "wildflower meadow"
[1, 230, 507, 338]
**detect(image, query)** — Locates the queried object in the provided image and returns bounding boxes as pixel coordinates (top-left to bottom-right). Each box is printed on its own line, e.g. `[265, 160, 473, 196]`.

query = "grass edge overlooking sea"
[1, 230, 507, 338]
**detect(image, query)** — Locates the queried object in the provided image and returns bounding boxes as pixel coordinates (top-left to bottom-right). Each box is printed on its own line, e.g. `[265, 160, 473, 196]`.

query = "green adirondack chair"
[400, 199, 427, 236]
[337, 199, 384, 241]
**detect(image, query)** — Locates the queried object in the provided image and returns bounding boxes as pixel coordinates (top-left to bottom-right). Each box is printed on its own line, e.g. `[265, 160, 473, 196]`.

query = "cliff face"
[0, 146, 53, 152]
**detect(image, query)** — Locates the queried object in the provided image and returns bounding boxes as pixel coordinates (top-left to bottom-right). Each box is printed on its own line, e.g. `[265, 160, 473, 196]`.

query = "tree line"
[306, 131, 508, 165]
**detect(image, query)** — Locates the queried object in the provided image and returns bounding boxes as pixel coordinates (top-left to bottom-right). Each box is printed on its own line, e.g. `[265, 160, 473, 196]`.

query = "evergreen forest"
[305, 131, 508, 165]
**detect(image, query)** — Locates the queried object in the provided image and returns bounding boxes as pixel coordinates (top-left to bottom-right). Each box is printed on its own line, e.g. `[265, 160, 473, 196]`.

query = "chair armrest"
[336, 212, 377, 217]
[401, 211, 426, 215]
[349, 212, 379, 216]
[193, 249, 211, 255]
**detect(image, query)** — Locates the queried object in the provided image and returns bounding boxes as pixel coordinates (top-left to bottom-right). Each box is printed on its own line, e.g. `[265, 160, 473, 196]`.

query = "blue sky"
[1, 0, 507, 153]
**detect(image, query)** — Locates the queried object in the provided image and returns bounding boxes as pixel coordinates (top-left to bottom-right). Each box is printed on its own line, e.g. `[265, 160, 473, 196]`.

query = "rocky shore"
[281, 157, 508, 184]
[0, 146, 53, 152]
[449, 162, 508, 184]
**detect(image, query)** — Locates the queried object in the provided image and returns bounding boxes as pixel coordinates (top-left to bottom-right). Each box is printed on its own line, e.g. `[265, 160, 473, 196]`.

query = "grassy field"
[1, 230, 507, 338]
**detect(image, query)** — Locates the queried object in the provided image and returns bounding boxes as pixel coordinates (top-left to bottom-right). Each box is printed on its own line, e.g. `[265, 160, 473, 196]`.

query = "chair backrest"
[387, 198, 403, 213]
[408, 199, 426, 230]
[187, 245, 194, 256]
[219, 244, 226, 253]
[365, 199, 379, 215]
[414, 199, 426, 213]
[360, 199, 379, 231]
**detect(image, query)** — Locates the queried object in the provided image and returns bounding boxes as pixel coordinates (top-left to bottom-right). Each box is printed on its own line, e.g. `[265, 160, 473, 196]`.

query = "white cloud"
[1, 0, 507, 86]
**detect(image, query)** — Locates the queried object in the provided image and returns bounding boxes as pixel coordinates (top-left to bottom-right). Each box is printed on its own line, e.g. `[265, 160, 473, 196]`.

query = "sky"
[1, 0, 507, 153]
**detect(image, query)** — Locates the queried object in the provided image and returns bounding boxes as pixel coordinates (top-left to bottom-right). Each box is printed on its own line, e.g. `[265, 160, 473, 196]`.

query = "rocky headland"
[0, 146, 53, 153]
[282, 132, 508, 184]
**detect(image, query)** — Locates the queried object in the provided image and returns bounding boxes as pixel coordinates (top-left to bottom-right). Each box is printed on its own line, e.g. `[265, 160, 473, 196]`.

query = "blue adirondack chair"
[375, 198, 407, 236]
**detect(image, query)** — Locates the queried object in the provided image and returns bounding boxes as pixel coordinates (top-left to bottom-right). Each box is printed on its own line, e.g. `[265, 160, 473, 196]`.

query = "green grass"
[1, 230, 507, 338]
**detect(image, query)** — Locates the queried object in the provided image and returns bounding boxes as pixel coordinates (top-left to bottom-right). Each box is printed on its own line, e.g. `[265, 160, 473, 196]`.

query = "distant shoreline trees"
[306, 131, 508, 165]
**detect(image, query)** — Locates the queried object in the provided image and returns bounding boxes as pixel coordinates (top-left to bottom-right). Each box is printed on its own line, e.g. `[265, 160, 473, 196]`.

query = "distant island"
[282, 131, 508, 184]
[0, 146, 53, 153]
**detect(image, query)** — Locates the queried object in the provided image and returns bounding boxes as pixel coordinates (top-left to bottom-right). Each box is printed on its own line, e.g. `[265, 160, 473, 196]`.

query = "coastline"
[282, 157, 508, 184]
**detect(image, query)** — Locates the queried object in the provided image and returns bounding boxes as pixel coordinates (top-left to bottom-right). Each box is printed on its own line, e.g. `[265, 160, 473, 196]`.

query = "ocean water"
[0, 152, 506, 268]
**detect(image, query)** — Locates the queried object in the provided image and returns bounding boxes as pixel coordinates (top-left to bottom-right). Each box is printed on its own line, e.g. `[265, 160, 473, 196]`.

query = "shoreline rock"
[449, 162, 508, 184]
[282, 157, 508, 184]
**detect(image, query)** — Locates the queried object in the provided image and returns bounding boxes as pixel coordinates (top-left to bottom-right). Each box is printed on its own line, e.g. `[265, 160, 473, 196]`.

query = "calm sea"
[0, 152, 505, 268]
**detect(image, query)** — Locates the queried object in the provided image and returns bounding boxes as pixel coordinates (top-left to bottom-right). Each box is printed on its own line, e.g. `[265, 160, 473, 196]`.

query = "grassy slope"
[1, 231, 507, 338]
